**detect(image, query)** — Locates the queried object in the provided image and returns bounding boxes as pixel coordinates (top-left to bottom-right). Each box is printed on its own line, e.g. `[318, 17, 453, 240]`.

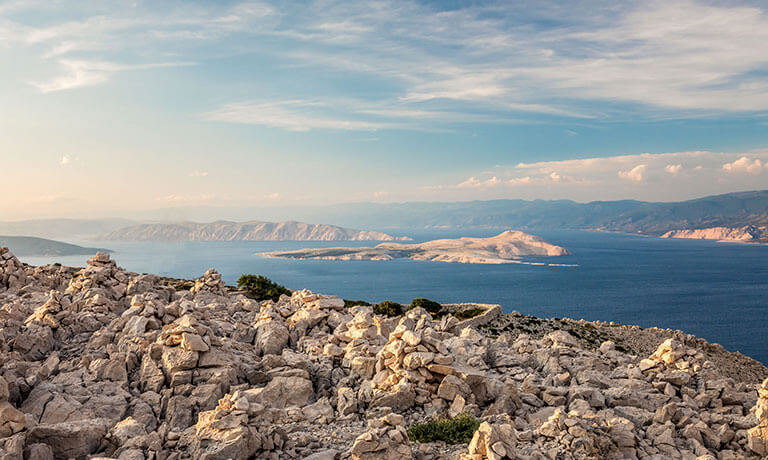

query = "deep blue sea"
[19, 229, 768, 365]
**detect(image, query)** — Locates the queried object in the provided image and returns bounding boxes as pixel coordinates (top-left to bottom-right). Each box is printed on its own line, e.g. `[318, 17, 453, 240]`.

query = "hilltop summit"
[0, 248, 766, 459]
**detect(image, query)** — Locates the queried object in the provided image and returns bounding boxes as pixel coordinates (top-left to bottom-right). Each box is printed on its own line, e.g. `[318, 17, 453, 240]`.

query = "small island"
[661, 225, 768, 244]
[261, 230, 572, 265]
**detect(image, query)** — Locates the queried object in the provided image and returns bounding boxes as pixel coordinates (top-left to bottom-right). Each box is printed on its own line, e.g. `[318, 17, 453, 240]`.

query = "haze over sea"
[19, 229, 768, 365]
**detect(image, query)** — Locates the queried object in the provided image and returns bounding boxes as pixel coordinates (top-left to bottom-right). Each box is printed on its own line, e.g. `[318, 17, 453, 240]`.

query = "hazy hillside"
[0, 218, 133, 239]
[6, 190, 768, 238]
[0, 236, 110, 256]
[274, 190, 768, 234]
[99, 221, 410, 241]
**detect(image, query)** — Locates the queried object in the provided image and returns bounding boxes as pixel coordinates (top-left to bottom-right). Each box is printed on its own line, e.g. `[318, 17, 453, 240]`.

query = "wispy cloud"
[9, 1, 768, 118]
[203, 100, 398, 131]
[189, 170, 209, 177]
[29, 59, 194, 92]
[60, 154, 71, 165]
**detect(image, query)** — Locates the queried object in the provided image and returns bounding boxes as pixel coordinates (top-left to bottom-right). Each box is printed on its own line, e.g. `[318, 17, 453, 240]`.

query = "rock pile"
[0, 247, 26, 292]
[0, 247, 766, 460]
[349, 413, 412, 460]
[748, 378, 768, 455]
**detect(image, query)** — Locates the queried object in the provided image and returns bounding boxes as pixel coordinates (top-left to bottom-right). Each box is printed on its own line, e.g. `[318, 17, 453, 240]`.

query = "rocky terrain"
[263, 230, 572, 265]
[99, 221, 410, 242]
[1, 246, 767, 460]
[661, 226, 768, 244]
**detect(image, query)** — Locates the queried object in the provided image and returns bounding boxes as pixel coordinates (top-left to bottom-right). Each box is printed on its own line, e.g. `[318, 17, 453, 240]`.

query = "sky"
[1, 0, 768, 219]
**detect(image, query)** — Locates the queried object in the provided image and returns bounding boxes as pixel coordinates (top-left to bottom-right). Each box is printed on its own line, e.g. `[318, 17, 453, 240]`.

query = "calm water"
[19, 230, 768, 364]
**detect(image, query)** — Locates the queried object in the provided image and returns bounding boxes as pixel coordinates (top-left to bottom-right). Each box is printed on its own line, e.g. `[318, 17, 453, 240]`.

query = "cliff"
[661, 225, 768, 243]
[263, 230, 572, 265]
[0, 247, 766, 459]
[99, 220, 410, 242]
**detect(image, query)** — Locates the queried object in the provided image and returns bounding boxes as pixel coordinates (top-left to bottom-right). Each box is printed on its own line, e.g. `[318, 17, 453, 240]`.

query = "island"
[261, 230, 572, 265]
[0, 235, 110, 257]
[661, 225, 768, 244]
[99, 220, 410, 242]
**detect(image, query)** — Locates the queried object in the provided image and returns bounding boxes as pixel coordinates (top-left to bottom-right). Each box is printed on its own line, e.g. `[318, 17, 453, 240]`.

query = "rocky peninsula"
[100, 221, 410, 242]
[661, 226, 768, 244]
[1, 246, 767, 459]
[262, 230, 572, 265]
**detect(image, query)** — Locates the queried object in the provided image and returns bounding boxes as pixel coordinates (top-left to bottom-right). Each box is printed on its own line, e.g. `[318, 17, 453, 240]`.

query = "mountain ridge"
[98, 220, 411, 242]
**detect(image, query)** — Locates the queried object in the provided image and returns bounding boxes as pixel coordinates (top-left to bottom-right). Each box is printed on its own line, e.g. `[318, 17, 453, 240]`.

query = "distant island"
[99, 220, 411, 242]
[0, 235, 110, 257]
[661, 225, 768, 244]
[262, 230, 572, 265]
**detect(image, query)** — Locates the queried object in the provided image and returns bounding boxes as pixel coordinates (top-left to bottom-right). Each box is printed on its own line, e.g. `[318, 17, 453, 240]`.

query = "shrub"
[237, 274, 291, 302]
[373, 301, 404, 317]
[411, 298, 442, 315]
[453, 308, 485, 321]
[407, 413, 481, 444]
[344, 299, 371, 308]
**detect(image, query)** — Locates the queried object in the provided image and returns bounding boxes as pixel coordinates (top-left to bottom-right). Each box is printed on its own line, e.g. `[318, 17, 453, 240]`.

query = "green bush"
[411, 298, 442, 315]
[237, 274, 291, 302]
[453, 308, 485, 321]
[374, 301, 404, 317]
[344, 299, 371, 308]
[407, 413, 481, 444]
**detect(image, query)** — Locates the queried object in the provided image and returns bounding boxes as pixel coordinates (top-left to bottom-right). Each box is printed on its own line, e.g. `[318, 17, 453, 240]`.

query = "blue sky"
[1, 0, 768, 218]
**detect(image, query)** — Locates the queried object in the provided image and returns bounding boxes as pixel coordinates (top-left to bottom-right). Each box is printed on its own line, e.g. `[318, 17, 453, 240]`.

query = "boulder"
[27, 418, 110, 460]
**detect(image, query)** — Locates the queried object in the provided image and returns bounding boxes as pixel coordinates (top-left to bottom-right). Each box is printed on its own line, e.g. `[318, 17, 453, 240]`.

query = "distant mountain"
[266, 190, 768, 235]
[6, 190, 768, 239]
[0, 236, 110, 257]
[99, 221, 411, 242]
[0, 218, 133, 239]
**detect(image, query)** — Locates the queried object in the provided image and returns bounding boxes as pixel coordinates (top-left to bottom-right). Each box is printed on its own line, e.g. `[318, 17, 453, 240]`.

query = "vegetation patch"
[237, 274, 291, 302]
[453, 308, 485, 321]
[407, 414, 481, 444]
[411, 298, 442, 315]
[160, 276, 195, 291]
[374, 301, 405, 317]
[344, 299, 371, 308]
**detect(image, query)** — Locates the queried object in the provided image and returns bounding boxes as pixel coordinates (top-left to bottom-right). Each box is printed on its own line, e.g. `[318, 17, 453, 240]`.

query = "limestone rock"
[349, 413, 412, 460]
[461, 421, 517, 460]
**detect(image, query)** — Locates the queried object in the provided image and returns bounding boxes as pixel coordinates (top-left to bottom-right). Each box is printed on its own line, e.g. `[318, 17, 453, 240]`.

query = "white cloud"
[426, 150, 768, 202]
[618, 165, 647, 183]
[189, 171, 209, 177]
[266, 192, 281, 200]
[60, 154, 71, 165]
[458, 176, 501, 188]
[722, 156, 763, 174]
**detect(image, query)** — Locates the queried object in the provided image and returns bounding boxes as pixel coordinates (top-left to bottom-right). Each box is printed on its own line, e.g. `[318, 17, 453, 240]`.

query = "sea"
[18, 229, 768, 365]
